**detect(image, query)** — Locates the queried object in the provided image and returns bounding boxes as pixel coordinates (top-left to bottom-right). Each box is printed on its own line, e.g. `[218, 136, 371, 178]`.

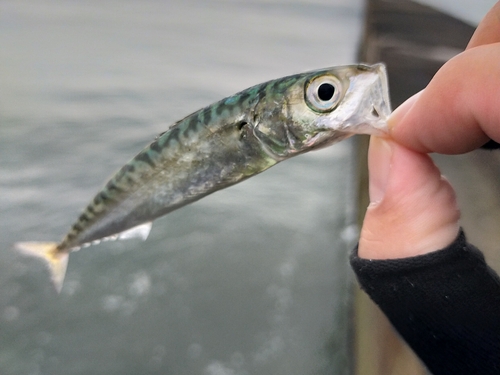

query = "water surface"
[0, 1, 363, 374]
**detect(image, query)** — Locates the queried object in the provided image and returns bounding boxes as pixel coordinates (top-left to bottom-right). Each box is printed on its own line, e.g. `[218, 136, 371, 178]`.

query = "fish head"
[253, 63, 392, 157]
[306, 63, 391, 134]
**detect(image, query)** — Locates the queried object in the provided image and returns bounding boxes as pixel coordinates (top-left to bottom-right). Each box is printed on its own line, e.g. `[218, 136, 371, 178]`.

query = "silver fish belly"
[15, 63, 391, 291]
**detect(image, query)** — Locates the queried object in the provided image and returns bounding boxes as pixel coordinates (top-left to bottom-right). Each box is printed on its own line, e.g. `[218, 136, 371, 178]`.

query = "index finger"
[388, 44, 500, 154]
[467, 1, 500, 49]
[387, 3, 500, 155]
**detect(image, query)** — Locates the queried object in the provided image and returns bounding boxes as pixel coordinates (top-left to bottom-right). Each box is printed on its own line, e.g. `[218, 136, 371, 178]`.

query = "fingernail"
[368, 137, 393, 204]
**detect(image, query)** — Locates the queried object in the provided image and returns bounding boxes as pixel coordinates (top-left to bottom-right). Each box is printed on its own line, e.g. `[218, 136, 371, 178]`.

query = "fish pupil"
[317, 83, 335, 101]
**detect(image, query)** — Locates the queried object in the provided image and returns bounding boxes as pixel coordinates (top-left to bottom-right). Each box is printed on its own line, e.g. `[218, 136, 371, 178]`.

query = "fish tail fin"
[15, 242, 69, 293]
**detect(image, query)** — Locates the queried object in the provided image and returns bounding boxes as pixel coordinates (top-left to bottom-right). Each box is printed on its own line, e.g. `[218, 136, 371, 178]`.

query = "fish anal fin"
[117, 222, 152, 241]
[15, 242, 69, 293]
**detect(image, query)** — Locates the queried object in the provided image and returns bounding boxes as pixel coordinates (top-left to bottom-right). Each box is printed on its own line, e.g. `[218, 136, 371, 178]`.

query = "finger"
[467, 1, 500, 49]
[358, 137, 460, 259]
[388, 44, 500, 154]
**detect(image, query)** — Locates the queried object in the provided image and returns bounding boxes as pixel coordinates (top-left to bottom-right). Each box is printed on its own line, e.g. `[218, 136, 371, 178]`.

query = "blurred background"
[0, 1, 494, 374]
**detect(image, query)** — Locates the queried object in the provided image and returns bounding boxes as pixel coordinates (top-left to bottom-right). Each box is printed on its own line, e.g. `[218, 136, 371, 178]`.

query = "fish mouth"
[344, 63, 392, 136]
[364, 63, 392, 121]
[371, 63, 392, 118]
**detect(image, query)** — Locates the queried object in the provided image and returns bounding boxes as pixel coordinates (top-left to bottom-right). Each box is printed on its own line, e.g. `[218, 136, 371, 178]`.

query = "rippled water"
[0, 1, 363, 374]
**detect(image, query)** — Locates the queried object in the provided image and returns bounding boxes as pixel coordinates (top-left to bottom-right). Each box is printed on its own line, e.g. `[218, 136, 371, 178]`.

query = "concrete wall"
[354, 0, 499, 373]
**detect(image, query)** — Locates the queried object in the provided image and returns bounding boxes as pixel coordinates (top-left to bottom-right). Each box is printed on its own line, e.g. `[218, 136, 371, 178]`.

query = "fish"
[15, 63, 391, 292]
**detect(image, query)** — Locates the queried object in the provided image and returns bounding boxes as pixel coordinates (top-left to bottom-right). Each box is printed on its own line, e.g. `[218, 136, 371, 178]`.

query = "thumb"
[358, 137, 460, 259]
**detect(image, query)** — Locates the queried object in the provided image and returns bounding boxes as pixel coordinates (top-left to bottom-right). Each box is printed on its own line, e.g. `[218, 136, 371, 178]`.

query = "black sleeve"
[350, 230, 500, 374]
[481, 140, 500, 150]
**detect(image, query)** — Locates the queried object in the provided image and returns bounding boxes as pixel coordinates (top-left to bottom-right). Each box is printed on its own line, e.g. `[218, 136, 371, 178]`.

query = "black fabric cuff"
[350, 230, 500, 374]
[480, 140, 500, 150]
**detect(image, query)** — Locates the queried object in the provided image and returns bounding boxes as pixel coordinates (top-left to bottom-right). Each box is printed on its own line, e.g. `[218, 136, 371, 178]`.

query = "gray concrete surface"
[355, 0, 500, 373]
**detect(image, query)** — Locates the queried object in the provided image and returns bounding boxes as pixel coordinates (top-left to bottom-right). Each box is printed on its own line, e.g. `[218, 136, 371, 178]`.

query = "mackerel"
[16, 63, 391, 291]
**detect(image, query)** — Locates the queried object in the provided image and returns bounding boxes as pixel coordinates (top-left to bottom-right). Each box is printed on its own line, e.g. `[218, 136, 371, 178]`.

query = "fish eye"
[305, 74, 342, 113]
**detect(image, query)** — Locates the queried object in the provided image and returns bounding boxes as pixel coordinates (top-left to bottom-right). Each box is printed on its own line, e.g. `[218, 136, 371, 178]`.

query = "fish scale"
[15, 63, 391, 292]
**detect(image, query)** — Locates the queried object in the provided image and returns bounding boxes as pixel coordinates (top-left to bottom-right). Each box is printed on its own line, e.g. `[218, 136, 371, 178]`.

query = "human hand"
[358, 3, 500, 259]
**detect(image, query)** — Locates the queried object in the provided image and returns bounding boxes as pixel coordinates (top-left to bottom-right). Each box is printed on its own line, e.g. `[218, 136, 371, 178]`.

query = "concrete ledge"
[353, 1, 496, 374]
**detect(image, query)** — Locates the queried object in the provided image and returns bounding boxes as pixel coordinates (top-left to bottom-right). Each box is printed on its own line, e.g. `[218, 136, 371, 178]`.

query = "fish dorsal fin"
[117, 222, 153, 241]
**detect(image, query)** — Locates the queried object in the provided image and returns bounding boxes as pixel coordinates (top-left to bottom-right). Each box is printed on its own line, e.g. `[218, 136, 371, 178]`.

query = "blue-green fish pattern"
[16, 63, 391, 291]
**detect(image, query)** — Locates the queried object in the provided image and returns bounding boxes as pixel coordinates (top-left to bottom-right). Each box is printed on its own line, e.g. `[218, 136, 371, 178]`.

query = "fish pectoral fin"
[117, 221, 153, 241]
[14, 242, 69, 293]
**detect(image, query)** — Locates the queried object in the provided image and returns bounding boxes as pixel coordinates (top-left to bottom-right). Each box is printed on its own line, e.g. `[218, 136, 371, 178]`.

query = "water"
[0, 1, 364, 374]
